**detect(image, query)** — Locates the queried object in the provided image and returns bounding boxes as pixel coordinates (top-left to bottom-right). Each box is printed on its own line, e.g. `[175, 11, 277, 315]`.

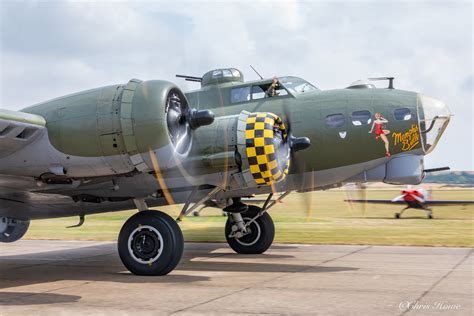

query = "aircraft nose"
[417, 94, 451, 154]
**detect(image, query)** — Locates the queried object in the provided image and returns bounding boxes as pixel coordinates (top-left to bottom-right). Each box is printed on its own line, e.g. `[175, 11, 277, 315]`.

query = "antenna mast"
[250, 65, 263, 80]
[369, 77, 395, 89]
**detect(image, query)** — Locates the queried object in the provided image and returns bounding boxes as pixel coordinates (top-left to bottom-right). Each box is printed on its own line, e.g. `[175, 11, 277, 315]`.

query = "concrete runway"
[0, 241, 472, 315]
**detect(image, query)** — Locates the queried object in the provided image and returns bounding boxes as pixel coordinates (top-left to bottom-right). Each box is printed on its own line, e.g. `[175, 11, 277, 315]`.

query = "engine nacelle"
[187, 111, 291, 189]
[0, 217, 30, 243]
[22, 79, 213, 178]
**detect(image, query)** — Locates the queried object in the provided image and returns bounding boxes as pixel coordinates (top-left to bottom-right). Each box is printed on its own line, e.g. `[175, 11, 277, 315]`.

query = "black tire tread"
[118, 210, 183, 276]
[225, 206, 275, 254]
[0, 220, 30, 243]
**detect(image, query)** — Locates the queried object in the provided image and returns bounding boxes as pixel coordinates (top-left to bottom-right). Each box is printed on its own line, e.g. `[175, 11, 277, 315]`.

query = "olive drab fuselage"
[0, 68, 450, 220]
[0, 67, 453, 279]
[185, 78, 420, 172]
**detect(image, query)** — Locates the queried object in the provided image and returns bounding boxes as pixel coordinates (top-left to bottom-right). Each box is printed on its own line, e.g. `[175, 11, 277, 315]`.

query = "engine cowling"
[237, 111, 291, 186]
[187, 111, 294, 189]
[23, 79, 214, 178]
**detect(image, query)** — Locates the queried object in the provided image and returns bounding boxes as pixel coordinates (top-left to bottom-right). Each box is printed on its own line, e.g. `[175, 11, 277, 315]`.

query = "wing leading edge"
[0, 109, 46, 158]
[345, 199, 406, 205]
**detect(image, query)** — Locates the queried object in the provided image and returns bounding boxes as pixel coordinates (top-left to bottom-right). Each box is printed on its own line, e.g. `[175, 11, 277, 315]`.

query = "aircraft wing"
[423, 200, 474, 206]
[345, 199, 406, 205]
[345, 199, 474, 206]
[241, 197, 271, 204]
[0, 109, 46, 158]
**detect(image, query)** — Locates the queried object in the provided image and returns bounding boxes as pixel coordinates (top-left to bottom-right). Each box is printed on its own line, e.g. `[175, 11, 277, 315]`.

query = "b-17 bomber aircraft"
[0, 67, 451, 275]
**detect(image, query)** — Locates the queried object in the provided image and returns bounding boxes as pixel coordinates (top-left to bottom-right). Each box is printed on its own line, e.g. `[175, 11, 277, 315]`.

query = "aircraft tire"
[118, 210, 183, 276]
[225, 206, 275, 254]
[0, 218, 30, 243]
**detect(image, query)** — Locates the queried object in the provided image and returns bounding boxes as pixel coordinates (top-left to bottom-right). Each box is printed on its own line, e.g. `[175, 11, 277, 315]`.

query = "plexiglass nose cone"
[417, 94, 450, 154]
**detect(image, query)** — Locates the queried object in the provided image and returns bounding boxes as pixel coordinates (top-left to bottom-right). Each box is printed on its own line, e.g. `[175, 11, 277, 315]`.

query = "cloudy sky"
[1, 0, 472, 170]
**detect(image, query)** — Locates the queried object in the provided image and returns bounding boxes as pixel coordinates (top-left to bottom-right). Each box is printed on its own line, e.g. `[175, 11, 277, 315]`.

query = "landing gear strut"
[118, 210, 184, 275]
[225, 205, 275, 254]
[394, 207, 433, 219]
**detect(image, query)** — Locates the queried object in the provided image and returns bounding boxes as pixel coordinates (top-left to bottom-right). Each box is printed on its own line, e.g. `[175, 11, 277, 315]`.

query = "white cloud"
[0, 0, 472, 169]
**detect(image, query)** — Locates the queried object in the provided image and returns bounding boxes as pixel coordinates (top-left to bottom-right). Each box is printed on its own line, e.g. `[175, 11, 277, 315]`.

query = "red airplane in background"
[346, 187, 474, 219]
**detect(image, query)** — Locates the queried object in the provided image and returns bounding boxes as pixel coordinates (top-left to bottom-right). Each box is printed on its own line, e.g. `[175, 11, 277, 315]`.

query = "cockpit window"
[230, 87, 251, 103]
[267, 85, 288, 97]
[394, 108, 412, 121]
[279, 77, 318, 94]
[250, 83, 288, 99]
[252, 86, 266, 100]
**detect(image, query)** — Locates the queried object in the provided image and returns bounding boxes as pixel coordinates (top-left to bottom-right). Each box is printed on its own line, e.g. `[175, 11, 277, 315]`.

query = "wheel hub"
[128, 225, 164, 264]
[234, 217, 261, 246]
[0, 217, 8, 234]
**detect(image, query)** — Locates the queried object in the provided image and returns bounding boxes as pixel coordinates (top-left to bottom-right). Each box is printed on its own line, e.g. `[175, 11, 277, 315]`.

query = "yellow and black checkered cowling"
[245, 112, 290, 185]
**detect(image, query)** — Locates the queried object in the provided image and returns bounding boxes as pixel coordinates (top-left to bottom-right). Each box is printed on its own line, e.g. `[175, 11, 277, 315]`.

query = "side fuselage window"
[394, 108, 412, 121]
[351, 110, 372, 126]
[230, 87, 251, 103]
[325, 113, 345, 128]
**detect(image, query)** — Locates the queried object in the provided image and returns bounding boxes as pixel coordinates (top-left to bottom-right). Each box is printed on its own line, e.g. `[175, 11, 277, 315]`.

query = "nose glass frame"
[417, 94, 451, 154]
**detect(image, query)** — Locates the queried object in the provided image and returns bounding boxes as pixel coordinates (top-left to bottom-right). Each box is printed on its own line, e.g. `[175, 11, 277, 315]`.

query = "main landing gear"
[117, 192, 287, 275]
[0, 217, 30, 243]
[222, 193, 288, 255]
[225, 205, 275, 254]
[394, 207, 433, 219]
[118, 210, 183, 276]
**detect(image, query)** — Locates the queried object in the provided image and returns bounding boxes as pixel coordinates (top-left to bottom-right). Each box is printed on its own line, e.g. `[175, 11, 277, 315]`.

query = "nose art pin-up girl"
[369, 112, 391, 157]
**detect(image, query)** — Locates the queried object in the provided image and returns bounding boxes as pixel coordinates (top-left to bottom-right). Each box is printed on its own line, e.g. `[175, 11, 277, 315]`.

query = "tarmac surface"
[0, 241, 472, 315]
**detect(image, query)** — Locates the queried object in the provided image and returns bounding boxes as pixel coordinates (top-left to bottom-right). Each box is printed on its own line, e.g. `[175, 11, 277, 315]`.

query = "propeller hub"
[177, 114, 186, 125]
[290, 136, 311, 152]
[166, 89, 215, 156]
[188, 109, 215, 129]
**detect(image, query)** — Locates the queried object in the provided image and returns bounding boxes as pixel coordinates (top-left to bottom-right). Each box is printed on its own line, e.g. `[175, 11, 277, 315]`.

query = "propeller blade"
[357, 183, 367, 217]
[411, 193, 425, 203]
[280, 103, 309, 174]
[215, 84, 230, 188]
[344, 182, 367, 217]
[279, 98, 313, 220]
[391, 194, 406, 202]
[344, 183, 356, 213]
[305, 168, 315, 222]
[148, 147, 175, 206]
[169, 84, 227, 219]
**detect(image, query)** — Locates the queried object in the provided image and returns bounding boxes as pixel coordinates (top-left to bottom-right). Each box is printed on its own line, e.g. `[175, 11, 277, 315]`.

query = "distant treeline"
[423, 171, 474, 184]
